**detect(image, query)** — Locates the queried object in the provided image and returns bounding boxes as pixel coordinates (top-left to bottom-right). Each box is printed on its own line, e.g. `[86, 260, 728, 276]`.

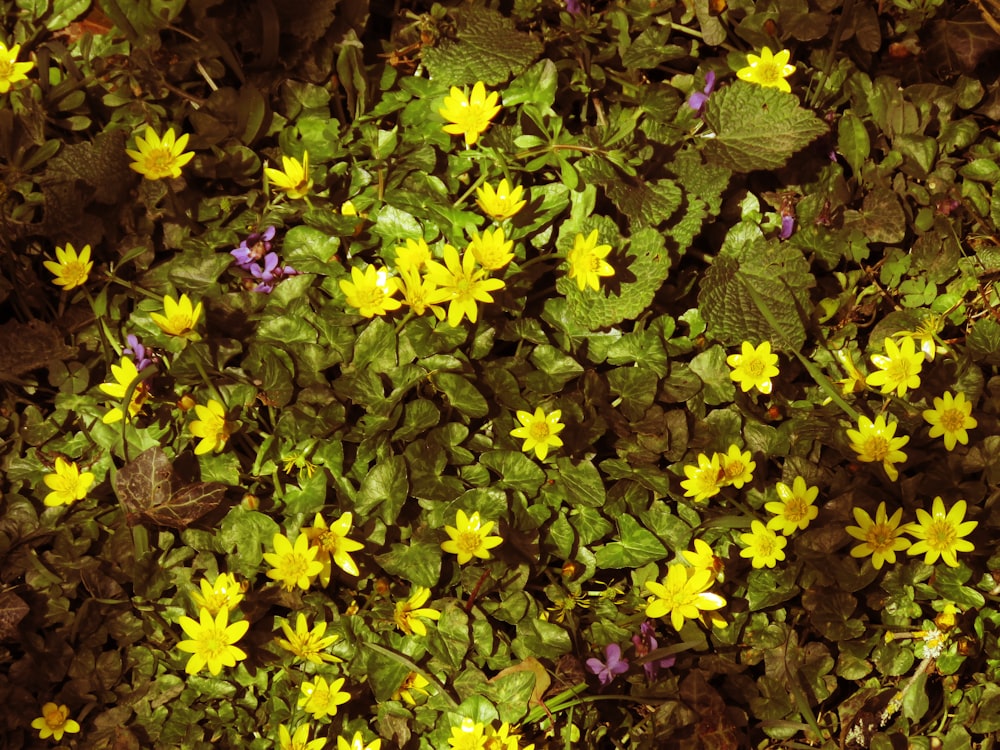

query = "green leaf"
[426, 603, 470, 669]
[931, 565, 986, 609]
[353, 317, 398, 372]
[504, 59, 558, 111]
[421, 6, 543, 86]
[480, 450, 546, 494]
[606, 367, 659, 421]
[746, 567, 800, 611]
[606, 179, 682, 230]
[556, 458, 606, 509]
[374, 541, 442, 588]
[217, 507, 281, 579]
[699, 228, 815, 349]
[688, 345, 736, 406]
[703, 82, 828, 172]
[356, 455, 409, 522]
[801, 588, 866, 641]
[837, 112, 870, 175]
[512, 618, 572, 660]
[433, 372, 489, 418]
[594, 515, 667, 569]
[668, 149, 731, 217]
[967, 319, 1000, 364]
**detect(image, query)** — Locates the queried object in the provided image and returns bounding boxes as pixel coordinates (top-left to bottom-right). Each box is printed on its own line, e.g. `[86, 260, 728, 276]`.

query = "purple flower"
[686, 71, 716, 117]
[632, 621, 676, 681]
[122, 334, 154, 371]
[779, 213, 795, 240]
[249, 252, 299, 294]
[566, 0, 581, 13]
[585, 643, 629, 687]
[231, 226, 276, 270]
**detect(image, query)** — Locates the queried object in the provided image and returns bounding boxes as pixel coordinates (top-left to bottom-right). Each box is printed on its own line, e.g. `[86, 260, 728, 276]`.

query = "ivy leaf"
[422, 6, 543, 86]
[594, 515, 667, 568]
[0, 591, 29, 640]
[699, 226, 815, 349]
[115, 447, 227, 529]
[703, 82, 828, 172]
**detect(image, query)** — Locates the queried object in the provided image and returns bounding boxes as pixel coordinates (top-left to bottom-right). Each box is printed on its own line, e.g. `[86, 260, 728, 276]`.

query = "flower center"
[888, 360, 915, 382]
[319, 530, 341, 553]
[204, 625, 230, 659]
[757, 63, 781, 84]
[283, 553, 312, 581]
[724, 461, 745, 480]
[926, 520, 956, 550]
[43, 706, 66, 730]
[359, 287, 387, 309]
[940, 409, 966, 432]
[866, 436, 889, 461]
[784, 497, 808, 522]
[756, 537, 776, 557]
[0, 59, 13, 79]
[456, 531, 482, 556]
[745, 357, 767, 377]
[144, 147, 177, 178]
[529, 421, 550, 441]
[867, 523, 895, 552]
[166, 314, 192, 332]
[62, 260, 89, 286]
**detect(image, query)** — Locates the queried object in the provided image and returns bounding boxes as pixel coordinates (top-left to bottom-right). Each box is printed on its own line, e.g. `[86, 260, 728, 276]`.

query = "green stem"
[192, 357, 225, 405]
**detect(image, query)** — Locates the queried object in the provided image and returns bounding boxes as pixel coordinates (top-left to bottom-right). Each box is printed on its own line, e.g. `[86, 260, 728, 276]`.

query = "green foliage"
[5, 0, 1000, 748]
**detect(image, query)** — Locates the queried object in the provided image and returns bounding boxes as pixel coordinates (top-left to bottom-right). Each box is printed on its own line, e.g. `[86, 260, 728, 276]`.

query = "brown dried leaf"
[114, 447, 226, 529]
[490, 656, 551, 706]
[0, 319, 76, 380]
[0, 591, 29, 640]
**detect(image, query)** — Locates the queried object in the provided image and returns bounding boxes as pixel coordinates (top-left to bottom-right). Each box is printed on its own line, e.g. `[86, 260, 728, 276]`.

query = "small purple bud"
[779, 214, 795, 240]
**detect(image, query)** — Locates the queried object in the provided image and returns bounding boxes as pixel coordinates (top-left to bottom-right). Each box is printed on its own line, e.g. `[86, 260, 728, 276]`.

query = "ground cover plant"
[3, 0, 1000, 747]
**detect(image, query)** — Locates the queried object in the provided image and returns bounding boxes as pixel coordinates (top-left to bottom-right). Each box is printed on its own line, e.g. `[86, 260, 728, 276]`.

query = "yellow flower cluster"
[340, 230, 511, 327]
[680, 443, 755, 503]
[847, 497, 977, 570]
[447, 717, 534, 750]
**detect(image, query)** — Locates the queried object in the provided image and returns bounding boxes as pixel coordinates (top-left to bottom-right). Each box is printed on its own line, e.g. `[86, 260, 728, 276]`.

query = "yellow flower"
[485, 722, 534, 750]
[392, 671, 430, 705]
[151, 293, 203, 337]
[845, 414, 909, 482]
[441, 509, 503, 564]
[448, 718, 488, 750]
[765, 476, 819, 535]
[682, 539, 724, 582]
[893, 315, 944, 361]
[718, 444, 755, 489]
[43, 242, 93, 290]
[865, 337, 924, 397]
[645, 564, 726, 631]
[440, 81, 501, 146]
[31, 703, 81, 742]
[304, 511, 365, 584]
[476, 179, 526, 221]
[42, 457, 94, 507]
[339, 265, 402, 318]
[566, 229, 614, 292]
[680, 452, 724, 503]
[510, 407, 565, 460]
[398, 268, 446, 319]
[279, 724, 326, 750]
[189, 399, 230, 455]
[469, 227, 515, 271]
[190, 572, 244, 615]
[736, 46, 796, 92]
[99, 355, 149, 424]
[0, 41, 35, 94]
[394, 237, 433, 274]
[739, 520, 787, 569]
[299, 674, 351, 719]
[424, 244, 505, 327]
[394, 586, 441, 636]
[176, 606, 249, 675]
[264, 532, 323, 591]
[126, 127, 195, 180]
[265, 151, 313, 199]
[727, 341, 779, 395]
[907, 496, 977, 568]
[922, 391, 977, 451]
[832, 347, 867, 396]
[845, 501, 910, 570]
[276, 612, 340, 664]
[341, 200, 359, 216]
[337, 731, 382, 750]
